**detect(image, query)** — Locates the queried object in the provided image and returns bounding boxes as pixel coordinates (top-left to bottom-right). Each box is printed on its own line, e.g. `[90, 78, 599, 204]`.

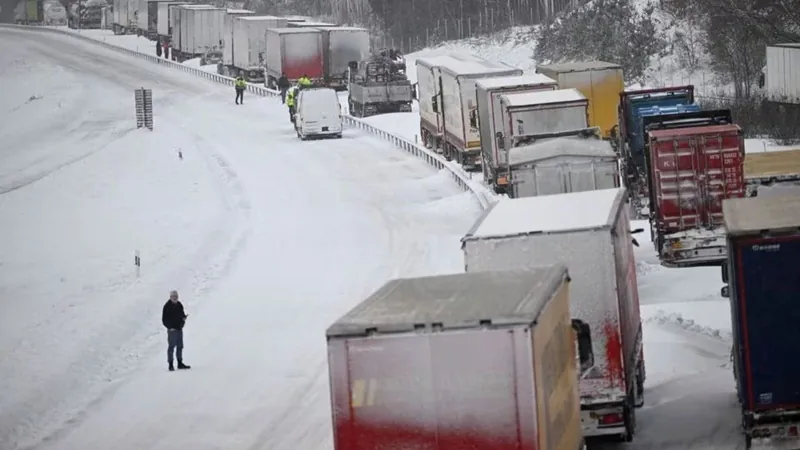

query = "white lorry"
[505, 130, 619, 198]
[155, 1, 189, 40]
[112, 0, 134, 34]
[173, 5, 225, 63]
[218, 9, 254, 73]
[228, 15, 286, 82]
[474, 74, 558, 193]
[436, 58, 521, 170]
[497, 88, 589, 151]
[461, 186, 645, 442]
[416, 55, 468, 154]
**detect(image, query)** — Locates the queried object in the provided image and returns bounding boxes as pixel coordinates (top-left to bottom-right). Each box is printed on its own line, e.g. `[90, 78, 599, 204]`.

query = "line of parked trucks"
[108, 0, 414, 116]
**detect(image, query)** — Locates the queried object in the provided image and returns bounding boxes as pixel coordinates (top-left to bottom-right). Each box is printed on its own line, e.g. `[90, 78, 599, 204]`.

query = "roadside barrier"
[1, 24, 495, 209]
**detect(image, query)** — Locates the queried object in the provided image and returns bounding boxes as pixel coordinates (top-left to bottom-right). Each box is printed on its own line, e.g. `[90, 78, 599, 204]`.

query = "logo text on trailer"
[752, 244, 780, 252]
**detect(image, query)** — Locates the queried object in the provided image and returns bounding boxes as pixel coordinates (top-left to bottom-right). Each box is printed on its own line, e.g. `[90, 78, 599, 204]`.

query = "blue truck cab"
[721, 195, 800, 449]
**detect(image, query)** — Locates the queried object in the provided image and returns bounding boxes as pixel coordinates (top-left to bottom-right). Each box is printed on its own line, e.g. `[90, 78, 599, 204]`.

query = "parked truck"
[264, 28, 324, 89]
[461, 187, 645, 442]
[536, 61, 624, 139]
[496, 88, 589, 152]
[433, 58, 522, 170]
[721, 194, 800, 449]
[15, 0, 43, 24]
[155, 2, 189, 40]
[504, 128, 619, 198]
[217, 9, 254, 73]
[173, 5, 224, 63]
[475, 74, 558, 192]
[316, 26, 370, 90]
[112, 0, 135, 33]
[346, 52, 413, 117]
[416, 55, 472, 154]
[616, 85, 700, 217]
[226, 16, 286, 82]
[326, 266, 586, 450]
[43, 2, 67, 25]
[744, 148, 800, 197]
[645, 112, 745, 267]
[764, 44, 800, 104]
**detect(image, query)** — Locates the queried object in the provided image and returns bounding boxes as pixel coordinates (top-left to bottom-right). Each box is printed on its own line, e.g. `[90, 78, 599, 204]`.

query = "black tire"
[623, 401, 636, 442]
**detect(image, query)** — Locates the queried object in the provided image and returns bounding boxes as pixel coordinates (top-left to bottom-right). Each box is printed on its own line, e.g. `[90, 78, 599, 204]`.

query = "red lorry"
[645, 112, 746, 267]
[326, 267, 586, 450]
[264, 28, 324, 89]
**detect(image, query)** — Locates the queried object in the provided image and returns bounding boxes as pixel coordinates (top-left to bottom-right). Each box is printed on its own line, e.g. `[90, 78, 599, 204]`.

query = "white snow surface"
[0, 28, 481, 450]
[468, 188, 621, 238]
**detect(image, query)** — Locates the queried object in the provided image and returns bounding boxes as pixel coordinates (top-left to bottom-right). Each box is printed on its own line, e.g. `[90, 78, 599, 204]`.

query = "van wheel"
[335, 133, 342, 139]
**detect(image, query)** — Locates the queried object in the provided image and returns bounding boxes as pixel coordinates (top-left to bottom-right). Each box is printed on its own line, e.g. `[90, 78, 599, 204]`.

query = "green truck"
[15, 0, 44, 24]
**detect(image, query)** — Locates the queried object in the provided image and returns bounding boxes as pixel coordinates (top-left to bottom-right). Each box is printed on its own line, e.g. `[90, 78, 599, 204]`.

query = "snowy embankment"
[0, 28, 482, 450]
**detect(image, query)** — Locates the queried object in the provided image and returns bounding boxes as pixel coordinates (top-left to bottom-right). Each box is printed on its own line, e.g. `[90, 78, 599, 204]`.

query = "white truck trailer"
[415, 54, 482, 158]
[475, 74, 558, 193]
[317, 26, 370, 90]
[505, 130, 619, 198]
[174, 5, 225, 63]
[764, 44, 800, 104]
[497, 88, 589, 151]
[155, 1, 188, 40]
[461, 186, 645, 442]
[229, 16, 287, 82]
[218, 9, 254, 69]
[112, 0, 134, 34]
[436, 59, 521, 170]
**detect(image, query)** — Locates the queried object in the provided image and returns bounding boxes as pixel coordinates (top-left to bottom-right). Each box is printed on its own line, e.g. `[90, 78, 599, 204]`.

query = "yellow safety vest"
[235, 78, 246, 88]
[298, 77, 311, 86]
[286, 90, 295, 106]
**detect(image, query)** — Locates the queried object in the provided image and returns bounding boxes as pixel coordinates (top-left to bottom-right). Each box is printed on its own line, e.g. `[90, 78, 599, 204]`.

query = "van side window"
[571, 319, 594, 373]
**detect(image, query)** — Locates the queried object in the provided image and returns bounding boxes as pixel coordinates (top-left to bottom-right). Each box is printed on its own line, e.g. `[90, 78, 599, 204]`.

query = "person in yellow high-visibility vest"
[297, 74, 312, 88]
[286, 86, 297, 122]
[235, 76, 246, 105]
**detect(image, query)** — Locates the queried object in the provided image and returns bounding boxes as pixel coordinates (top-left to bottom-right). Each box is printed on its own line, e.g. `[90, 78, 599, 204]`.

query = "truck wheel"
[623, 400, 636, 442]
[635, 362, 645, 407]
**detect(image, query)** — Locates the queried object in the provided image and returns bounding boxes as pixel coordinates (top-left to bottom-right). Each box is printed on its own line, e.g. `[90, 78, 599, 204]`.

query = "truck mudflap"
[745, 410, 800, 449]
[657, 226, 727, 267]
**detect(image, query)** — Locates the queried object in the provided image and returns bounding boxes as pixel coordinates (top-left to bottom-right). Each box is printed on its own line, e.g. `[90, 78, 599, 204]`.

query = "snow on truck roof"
[226, 9, 254, 14]
[438, 58, 519, 76]
[508, 135, 614, 166]
[476, 74, 557, 90]
[537, 61, 621, 72]
[326, 266, 569, 337]
[267, 27, 321, 34]
[237, 15, 281, 21]
[723, 195, 800, 236]
[501, 88, 586, 107]
[464, 187, 625, 240]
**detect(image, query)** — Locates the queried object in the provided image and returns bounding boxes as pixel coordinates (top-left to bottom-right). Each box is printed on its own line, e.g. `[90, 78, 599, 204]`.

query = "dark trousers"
[167, 329, 184, 364]
[235, 88, 244, 104]
[288, 105, 295, 121]
[280, 88, 287, 104]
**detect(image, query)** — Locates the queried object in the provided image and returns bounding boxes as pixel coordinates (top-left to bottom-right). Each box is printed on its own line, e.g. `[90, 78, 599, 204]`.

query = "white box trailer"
[498, 88, 589, 151]
[112, 0, 134, 33]
[437, 58, 521, 170]
[475, 74, 558, 192]
[230, 16, 287, 82]
[316, 26, 370, 87]
[176, 5, 225, 61]
[415, 55, 481, 152]
[505, 132, 619, 198]
[221, 9, 255, 66]
[156, 1, 188, 37]
[765, 43, 800, 103]
[461, 186, 645, 441]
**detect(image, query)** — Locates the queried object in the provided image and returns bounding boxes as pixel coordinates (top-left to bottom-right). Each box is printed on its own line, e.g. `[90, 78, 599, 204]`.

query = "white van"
[295, 87, 343, 140]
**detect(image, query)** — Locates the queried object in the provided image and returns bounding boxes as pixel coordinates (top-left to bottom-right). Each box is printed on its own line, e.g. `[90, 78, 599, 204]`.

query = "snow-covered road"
[0, 28, 480, 450]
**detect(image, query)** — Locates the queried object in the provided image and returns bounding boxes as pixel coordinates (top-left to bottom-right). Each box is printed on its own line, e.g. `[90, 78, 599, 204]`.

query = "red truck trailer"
[326, 267, 585, 450]
[264, 27, 324, 89]
[646, 113, 745, 267]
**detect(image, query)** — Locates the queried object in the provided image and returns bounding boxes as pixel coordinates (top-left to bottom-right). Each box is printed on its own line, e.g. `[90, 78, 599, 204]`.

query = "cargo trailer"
[505, 129, 619, 198]
[14, 0, 43, 24]
[461, 187, 645, 442]
[497, 88, 589, 152]
[219, 8, 254, 69]
[326, 266, 585, 450]
[475, 74, 558, 192]
[646, 116, 745, 267]
[316, 27, 370, 90]
[264, 28, 324, 88]
[229, 16, 286, 82]
[536, 61, 624, 139]
[174, 5, 225, 63]
[721, 194, 800, 449]
[415, 55, 467, 152]
[155, 1, 189, 38]
[744, 148, 800, 196]
[433, 58, 521, 170]
[764, 44, 800, 104]
[112, 0, 134, 33]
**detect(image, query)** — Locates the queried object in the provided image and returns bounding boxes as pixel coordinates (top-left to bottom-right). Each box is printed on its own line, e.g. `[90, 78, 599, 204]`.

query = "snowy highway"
[0, 26, 750, 450]
[0, 28, 480, 450]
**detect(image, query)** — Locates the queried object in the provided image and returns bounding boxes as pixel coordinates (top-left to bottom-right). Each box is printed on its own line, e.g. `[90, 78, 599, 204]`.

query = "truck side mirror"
[721, 260, 728, 283]
[721, 286, 729, 298]
[631, 228, 644, 234]
[495, 131, 505, 150]
[632, 238, 640, 247]
[469, 110, 478, 128]
[431, 96, 438, 113]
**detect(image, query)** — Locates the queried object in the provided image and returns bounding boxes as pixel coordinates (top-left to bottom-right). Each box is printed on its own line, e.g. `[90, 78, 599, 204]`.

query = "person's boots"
[177, 361, 191, 370]
[169, 362, 175, 372]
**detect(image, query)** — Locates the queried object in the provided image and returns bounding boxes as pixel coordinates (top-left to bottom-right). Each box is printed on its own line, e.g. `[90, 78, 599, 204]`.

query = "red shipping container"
[647, 124, 745, 265]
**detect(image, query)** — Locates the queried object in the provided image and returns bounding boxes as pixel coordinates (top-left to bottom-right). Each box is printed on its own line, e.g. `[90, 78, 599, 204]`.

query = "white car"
[294, 87, 343, 140]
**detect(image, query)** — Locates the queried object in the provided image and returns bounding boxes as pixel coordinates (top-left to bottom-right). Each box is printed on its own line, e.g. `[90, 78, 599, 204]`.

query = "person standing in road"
[277, 73, 290, 104]
[156, 38, 162, 57]
[286, 86, 296, 122]
[297, 74, 311, 88]
[162, 290, 191, 371]
[235, 75, 246, 105]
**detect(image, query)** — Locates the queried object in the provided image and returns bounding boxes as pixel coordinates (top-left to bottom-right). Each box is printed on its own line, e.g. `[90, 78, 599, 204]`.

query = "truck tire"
[635, 361, 645, 407]
[623, 399, 636, 442]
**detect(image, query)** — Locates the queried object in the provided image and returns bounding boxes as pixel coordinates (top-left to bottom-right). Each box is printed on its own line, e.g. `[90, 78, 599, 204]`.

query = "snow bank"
[642, 303, 732, 341]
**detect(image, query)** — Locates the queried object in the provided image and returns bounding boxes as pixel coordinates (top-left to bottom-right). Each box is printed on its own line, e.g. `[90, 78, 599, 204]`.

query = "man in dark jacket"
[277, 73, 290, 104]
[162, 290, 190, 371]
[156, 39, 162, 57]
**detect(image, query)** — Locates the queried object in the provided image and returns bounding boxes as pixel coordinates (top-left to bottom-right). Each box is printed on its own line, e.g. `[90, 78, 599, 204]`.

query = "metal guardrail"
[0, 24, 495, 209]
